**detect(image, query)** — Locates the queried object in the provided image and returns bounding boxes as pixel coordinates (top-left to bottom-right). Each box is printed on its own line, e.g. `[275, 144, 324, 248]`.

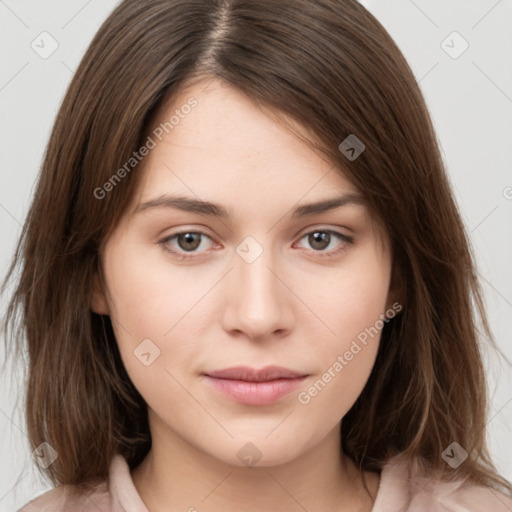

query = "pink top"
[18, 453, 512, 511]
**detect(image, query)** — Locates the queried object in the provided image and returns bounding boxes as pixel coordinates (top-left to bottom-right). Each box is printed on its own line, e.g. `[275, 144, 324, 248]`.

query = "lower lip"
[204, 376, 307, 405]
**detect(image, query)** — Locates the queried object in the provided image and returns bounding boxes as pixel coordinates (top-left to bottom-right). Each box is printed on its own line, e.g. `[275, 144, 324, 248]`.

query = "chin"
[205, 435, 310, 469]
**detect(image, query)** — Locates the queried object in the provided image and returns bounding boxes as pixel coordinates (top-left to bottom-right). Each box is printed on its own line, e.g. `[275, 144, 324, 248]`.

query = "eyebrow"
[134, 192, 365, 219]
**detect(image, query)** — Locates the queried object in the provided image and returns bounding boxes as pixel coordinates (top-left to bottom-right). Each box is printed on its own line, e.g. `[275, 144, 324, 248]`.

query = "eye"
[158, 230, 215, 261]
[294, 229, 353, 258]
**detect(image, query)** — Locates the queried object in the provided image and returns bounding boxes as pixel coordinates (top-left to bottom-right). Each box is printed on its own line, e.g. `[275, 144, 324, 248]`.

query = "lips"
[204, 365, 308, 382]
[203, 365, 309, 405]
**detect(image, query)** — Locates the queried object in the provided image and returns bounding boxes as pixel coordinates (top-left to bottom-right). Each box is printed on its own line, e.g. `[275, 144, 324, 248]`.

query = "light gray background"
[1, 0, 511, 510]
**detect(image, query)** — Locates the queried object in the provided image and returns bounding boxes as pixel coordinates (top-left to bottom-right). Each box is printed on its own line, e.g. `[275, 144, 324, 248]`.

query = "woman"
[3, 0, 511, 510]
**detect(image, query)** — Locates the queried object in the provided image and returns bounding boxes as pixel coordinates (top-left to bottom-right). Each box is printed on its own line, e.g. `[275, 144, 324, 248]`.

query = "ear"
[90, 272, 110, 315]
[385, 260, 406, 316]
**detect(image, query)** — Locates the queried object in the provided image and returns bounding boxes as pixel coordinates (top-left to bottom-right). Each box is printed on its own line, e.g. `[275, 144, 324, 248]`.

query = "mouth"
[202, 365, 309, 406]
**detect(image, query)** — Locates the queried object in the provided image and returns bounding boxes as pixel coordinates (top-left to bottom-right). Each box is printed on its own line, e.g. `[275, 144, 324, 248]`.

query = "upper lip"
[204, 365, 308, 382]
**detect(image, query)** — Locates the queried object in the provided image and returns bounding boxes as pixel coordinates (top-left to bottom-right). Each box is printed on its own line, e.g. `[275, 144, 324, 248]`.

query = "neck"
[131, 417, 379, 512]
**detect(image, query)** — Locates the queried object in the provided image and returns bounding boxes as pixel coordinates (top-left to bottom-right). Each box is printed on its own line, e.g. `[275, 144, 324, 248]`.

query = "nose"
[220, 242, 295, 342]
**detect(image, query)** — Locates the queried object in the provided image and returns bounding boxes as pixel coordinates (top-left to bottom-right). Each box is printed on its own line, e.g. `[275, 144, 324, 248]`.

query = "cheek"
[103, 240, 199, 339]
[295, 290, 384, 422]
[294, 245, 389, 411]
[101, 249, 197, 416]
[304, 242, 391, 352]
[100, 242, 186, 379]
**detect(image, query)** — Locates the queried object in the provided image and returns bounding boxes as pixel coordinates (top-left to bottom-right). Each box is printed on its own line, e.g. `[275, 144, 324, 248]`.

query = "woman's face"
[93, 77, 397, 467]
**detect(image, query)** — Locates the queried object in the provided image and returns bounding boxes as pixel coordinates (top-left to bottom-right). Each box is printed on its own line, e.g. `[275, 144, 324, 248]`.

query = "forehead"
[136, 77, 361, 204]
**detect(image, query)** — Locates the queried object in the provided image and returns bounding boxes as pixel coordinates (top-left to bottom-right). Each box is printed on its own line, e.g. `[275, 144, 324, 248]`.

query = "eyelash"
[158, 229, 354, 261]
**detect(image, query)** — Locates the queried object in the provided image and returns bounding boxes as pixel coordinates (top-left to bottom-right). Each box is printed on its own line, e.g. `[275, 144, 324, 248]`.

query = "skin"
[91, 77, 399, 512]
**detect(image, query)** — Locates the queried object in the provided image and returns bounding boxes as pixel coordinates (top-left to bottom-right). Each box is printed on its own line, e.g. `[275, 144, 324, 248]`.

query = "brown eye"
[159, 230, 215, 260]
[176, 232, 202, 251]
[295, 229, 354, 259]
[308, 231, 331, 251]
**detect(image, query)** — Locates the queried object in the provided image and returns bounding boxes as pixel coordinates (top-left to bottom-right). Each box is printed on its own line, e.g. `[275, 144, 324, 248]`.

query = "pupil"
[310, 231, 329, 250]
[179, 233, 200, 251]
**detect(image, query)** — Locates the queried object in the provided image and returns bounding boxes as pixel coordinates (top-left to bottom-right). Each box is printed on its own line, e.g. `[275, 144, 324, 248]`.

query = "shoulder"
[17, 454, 146, 512]
[17, 480, 112, 512]
[375, 453, 512, 512]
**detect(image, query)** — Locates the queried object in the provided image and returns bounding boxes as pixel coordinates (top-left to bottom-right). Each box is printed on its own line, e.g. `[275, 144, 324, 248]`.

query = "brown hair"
[2, 0, 511, 497]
